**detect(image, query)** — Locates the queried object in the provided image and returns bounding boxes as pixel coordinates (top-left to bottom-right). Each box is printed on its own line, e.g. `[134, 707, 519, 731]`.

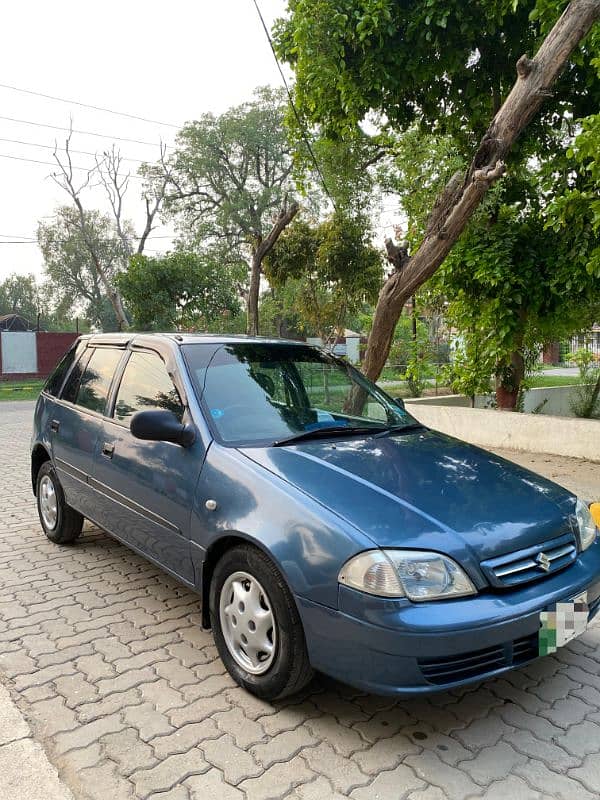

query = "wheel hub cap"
[39, 475, 58, 530]
[219, 570, 276, 675]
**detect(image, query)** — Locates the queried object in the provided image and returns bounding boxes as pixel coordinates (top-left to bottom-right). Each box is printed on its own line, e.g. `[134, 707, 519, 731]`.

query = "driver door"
[90, 348, 203, 584]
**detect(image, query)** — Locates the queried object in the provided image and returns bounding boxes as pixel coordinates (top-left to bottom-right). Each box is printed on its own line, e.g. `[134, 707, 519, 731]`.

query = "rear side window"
[44, 341, 83, 397]
[114, 351, 183, 423]
[74, 348, 123, 415]
[61, 348, 92, 404]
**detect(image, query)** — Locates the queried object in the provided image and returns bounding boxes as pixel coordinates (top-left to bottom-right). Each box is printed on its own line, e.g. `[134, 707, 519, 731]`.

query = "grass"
[528, 375, 582, 388]
[0, 379, 44, 402]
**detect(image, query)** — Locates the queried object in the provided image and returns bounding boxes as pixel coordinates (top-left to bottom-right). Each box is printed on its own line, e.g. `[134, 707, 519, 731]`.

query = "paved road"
[1, 401, 600, 800]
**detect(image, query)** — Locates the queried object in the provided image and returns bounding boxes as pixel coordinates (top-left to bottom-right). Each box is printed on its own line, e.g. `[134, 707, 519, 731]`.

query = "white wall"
[406, 385, 595, 418]
[405, 403, 600, 463]
[0, 332, 37, 374]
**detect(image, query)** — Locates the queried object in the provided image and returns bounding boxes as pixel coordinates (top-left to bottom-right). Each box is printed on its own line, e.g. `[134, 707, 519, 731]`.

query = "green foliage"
[437, 198, 600, 389]
[37, 206, 130, 328]
[275, 0, 598, 153]
[567, 349, 600, 418]
[265, 211, 382, 339]
[117, 252, 241, 331]
[160, 87, 294, 261]
[442, 336, 496, 401]
[545, 113, 600, 281]
[388, 316, 430, 365]
[0, 273, 40, 323]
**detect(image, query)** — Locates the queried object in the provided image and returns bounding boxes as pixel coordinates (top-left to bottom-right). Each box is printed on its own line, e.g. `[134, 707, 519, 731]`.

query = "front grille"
[480, 532, 577, 589]
[418, 633, 538, 685]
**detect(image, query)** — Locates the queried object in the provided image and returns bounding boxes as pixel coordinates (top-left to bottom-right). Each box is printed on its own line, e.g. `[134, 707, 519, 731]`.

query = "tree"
[52, 134, 170, 330]
[265, 211, 382, 342]
[157, 87, 299, 335]
[0, 273, 40, 323]
[438, 204, 599, 408]
[276, 0, 600, 381]
[116, 252, 242, 331]
[37, 206, 129, 330]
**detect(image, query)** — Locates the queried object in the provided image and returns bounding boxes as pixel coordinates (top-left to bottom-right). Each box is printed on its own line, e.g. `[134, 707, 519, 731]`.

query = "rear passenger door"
[90, 348, 201, 584]
[50, 345, 125, 515]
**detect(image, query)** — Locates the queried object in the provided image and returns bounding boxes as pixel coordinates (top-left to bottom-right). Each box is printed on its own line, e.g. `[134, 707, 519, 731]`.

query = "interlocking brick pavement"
[1, 400, 600, 800]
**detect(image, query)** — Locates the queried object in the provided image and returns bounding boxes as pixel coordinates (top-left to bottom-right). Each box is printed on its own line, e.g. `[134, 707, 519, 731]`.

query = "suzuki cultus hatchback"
[31, 334, 600, 699]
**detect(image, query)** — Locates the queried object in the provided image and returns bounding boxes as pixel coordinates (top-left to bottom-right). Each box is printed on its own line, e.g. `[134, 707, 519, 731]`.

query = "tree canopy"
[275, 0, 598, 150]
[0, 273, 40, 323]
[157, 86, 300, 333]
[265, 211, 382, 340]
[37, 206, 130, 330]
[117, 252, 242, 331]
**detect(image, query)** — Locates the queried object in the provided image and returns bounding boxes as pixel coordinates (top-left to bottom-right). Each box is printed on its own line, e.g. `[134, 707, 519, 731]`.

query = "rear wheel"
[210, 544, 313, 700]
[36, 461, 83, 544]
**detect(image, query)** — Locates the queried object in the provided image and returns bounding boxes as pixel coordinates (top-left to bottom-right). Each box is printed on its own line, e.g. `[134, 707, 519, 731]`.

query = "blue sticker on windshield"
[210, 408, 224, 419]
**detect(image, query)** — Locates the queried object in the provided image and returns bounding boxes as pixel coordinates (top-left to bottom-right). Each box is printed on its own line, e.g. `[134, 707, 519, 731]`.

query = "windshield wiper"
[273, 425, 379, 447]
[372, 423, 426, 438]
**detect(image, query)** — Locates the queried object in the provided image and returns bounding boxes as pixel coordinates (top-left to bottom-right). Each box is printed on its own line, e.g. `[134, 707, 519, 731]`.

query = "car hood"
[241, 430, 576, 569]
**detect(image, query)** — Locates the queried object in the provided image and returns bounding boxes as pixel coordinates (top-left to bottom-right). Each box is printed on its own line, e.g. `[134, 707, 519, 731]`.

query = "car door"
[90, 347, 201, 584]
[51, 344, 125, 515]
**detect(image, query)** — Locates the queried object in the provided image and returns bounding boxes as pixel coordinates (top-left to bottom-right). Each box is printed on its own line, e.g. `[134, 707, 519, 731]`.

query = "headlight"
[339, 549, 476, 601]
[576, 499, 597, 551]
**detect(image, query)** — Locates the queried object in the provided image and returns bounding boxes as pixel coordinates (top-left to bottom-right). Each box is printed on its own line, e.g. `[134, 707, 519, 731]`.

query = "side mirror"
[130, 410, 196, 447]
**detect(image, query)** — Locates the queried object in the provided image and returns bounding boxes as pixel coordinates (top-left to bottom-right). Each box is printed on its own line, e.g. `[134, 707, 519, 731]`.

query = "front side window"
[183, 343, 417, 446]
[75, 347, 123, 414]
[114, 351, 183, 423]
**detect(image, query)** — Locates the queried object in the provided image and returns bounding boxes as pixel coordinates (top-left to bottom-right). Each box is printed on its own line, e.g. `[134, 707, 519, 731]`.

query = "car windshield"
[182, 342, 419, 446]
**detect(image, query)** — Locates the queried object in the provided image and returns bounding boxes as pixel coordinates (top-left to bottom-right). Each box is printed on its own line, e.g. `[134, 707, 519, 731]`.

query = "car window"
[113, 350, 184, 423]
[44, 341, 84, 397]
[183, 342, 416, 445]
[74, 347, 124, 415]
[60, 347, 92, 404]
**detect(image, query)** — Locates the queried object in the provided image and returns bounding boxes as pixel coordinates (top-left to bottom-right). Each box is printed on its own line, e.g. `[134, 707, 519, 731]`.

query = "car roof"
[78, 332, 310, 348]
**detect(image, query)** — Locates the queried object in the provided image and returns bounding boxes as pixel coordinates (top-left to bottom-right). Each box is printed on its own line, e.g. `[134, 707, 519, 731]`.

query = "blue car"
[31, 333, 600, 699]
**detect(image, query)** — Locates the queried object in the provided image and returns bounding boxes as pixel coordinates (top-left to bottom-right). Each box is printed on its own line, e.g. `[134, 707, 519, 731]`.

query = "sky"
[0, 0, 400, 284]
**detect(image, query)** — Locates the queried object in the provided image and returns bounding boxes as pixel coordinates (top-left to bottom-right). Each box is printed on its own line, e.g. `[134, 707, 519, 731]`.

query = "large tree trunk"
[496, 350, 526, 411]
[246, 202, 299, 335]
[362, 0, 600, 382]
[495, 310, 528, 410]
[247, 253, 262, 336]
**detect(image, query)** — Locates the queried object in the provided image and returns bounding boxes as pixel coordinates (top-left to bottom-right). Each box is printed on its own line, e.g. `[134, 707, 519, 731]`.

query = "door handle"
[102, 442, 115, 458]
[50, 419, 60, 433]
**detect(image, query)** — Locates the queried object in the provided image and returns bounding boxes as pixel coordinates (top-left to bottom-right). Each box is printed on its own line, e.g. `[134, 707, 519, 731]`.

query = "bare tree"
[362, 0, 600, 382]
[52, 131, 170, 330]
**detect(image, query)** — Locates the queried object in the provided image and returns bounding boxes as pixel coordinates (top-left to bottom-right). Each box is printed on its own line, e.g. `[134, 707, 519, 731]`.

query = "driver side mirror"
[130, 410, 196, 447]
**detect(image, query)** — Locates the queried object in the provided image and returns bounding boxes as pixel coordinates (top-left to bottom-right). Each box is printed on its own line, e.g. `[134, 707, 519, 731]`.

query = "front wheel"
[209, 545, 313, 700]
[36, 461, 83, 544]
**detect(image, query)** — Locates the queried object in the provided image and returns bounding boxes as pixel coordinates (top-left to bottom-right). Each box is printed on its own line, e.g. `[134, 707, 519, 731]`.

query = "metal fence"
[563, 329, 600, 361]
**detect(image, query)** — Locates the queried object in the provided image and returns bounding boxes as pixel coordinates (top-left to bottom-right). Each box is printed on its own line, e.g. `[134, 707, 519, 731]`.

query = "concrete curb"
[406, 403, 600, 463]
[0, 683, 74, 800]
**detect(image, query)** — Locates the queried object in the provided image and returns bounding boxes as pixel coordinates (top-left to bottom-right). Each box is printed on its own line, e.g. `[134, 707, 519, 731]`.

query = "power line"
[0, 136, 146, 164]
[251, 0, 337, 212]
[0, 114, 167, 148]
[0, 230, 176, 243]
[0, 151, 148, 181]
[0, 82, 180, 129]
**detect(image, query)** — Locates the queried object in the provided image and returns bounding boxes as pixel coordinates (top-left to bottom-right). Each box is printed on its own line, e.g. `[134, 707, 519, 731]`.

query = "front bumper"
[296, 540, 600, 695]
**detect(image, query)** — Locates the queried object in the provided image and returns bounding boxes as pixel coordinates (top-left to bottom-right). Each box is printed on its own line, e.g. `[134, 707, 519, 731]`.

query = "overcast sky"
[0, 0, 399, 283]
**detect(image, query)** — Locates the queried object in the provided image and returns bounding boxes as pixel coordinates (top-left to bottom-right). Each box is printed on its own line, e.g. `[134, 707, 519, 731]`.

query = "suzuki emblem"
[536, 552, 551, 572]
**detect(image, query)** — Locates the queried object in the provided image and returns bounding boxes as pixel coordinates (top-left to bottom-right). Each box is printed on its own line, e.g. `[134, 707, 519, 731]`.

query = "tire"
[36, 461, 83, 544]
[209, 544, 314, 700]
